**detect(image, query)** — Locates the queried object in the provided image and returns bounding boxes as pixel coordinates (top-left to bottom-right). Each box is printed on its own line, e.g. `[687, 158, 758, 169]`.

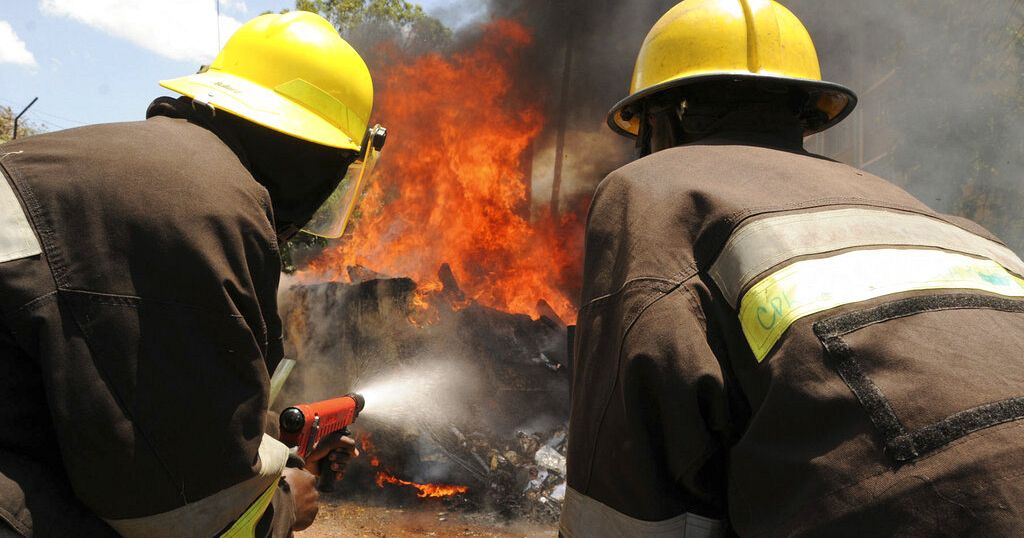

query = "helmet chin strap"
[190, 95, 217, 117]
[634, 111, 652, 159]
[636, 99, 694, 157]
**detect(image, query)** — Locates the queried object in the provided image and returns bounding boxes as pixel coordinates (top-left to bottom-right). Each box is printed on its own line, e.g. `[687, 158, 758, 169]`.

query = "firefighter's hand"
[282, 467, 319, 531]
[305, 432, 359, 482]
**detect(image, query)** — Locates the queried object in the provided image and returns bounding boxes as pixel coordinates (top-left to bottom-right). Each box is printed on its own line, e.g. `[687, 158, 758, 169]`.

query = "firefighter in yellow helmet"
[0, 12, 383, 537]
[564, 1, 1024, 536]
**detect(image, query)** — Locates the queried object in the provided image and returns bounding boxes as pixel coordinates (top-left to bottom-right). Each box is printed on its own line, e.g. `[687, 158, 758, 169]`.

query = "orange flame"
[300, 20, 583, 322]
[361, 434, 381, 467]
[359, 433, 467, 498]
[375, 471, 470, 498]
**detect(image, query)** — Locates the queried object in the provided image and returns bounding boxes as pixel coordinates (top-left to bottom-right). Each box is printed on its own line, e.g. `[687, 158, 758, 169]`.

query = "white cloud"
[39, 0, 244, 64]
[219, 0, 248, 15]
[0, 20, 38, 67]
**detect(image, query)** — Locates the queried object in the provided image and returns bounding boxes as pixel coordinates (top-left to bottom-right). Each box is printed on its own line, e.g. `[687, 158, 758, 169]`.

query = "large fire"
[301, 20, 583, 322]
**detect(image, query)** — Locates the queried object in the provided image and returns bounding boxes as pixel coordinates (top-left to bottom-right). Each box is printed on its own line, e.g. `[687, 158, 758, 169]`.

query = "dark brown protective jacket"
[561, 136, 1024, 537]
[0, 104, 295, 537]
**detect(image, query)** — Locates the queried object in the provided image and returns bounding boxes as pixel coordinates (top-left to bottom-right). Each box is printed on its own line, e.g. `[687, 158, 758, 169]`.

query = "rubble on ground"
[444, 425, 569, 523]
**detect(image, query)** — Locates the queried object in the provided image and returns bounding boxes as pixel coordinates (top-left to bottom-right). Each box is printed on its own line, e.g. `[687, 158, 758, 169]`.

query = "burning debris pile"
[356, 419, 569, 523]
[302, 19, 584, 323]
[277, 267, 571, 522]
[277, 16, 592, 526]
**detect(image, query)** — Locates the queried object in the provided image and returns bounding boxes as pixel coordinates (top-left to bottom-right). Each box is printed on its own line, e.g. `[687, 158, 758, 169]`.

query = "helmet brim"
[160, 69, 363, 151]
[607, 73, 858, 139]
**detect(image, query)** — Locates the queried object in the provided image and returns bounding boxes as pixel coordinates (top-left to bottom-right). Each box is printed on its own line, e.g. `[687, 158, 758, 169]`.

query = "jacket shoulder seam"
[582, 269, 699, 313]
[581, 275, 699, 490]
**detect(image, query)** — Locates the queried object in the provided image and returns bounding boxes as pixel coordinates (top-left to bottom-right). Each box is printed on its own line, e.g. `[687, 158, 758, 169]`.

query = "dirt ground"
[300, 500, 557, 538]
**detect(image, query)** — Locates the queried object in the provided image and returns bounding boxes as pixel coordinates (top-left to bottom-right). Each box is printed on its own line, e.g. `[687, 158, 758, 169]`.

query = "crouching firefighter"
[0, 11, 385, 537]
[562, 0, 1024, 536]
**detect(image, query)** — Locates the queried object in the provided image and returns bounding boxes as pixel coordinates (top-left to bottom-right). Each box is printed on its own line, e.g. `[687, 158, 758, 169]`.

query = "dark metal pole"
[551, 0, 576, 216]
[215, 0, 222, 49]
[13, 97, 38, 140]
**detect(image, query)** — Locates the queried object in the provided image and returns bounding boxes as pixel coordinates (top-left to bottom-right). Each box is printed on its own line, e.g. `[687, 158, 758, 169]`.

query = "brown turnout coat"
[562, 136, 1024, 537]
[0, 103, 295, 537]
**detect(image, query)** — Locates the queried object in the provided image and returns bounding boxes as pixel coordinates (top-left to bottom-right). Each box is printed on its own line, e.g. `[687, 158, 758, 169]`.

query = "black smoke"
[444, 0, 1023, 251]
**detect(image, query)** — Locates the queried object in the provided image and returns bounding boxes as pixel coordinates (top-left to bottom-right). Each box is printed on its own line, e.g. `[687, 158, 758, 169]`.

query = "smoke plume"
[451, 0, 1023, 250]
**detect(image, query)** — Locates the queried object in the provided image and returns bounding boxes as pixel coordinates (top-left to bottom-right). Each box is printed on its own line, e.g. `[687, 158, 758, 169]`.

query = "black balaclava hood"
[147, 96, 358, 242]
[637, 80, 806, 156]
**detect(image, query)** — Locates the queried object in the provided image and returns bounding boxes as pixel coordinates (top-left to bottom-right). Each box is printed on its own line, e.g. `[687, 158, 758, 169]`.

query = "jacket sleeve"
[563, 284, 732, 537]
[621, 286, 733, 506]
[0, 115, 296, 537]
[23, 289, 294, 538]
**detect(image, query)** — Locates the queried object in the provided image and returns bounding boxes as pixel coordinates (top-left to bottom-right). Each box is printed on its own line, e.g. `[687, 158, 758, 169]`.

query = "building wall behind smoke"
[794, 0, 1024, 253]
[518, 0, 1023, 254]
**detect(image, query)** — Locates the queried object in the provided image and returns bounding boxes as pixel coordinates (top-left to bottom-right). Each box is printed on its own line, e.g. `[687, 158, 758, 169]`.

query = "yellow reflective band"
[275, 78, 367, 146]
[708, 207, 1024, 308]
[219, 481, 277, 538]
[739, 248, 1024, 362]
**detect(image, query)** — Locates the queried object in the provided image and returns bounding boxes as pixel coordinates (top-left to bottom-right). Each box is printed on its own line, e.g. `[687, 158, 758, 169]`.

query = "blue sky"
[0, 0, 475, 132]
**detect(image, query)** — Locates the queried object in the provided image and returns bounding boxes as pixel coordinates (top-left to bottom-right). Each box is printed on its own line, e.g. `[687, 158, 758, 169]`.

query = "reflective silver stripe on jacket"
[708, 207, 1024, 307]
[104, 434, 289, 538]
[0, 164, 41, 264]
[559, 487, 724, 538]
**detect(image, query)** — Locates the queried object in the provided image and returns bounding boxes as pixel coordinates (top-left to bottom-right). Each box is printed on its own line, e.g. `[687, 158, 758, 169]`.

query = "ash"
[277, 266, 572, 523]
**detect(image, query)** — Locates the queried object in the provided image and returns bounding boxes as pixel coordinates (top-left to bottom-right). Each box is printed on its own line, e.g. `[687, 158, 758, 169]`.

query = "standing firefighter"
[0, 12, 383, 537]
[563, 0, 1024, 536]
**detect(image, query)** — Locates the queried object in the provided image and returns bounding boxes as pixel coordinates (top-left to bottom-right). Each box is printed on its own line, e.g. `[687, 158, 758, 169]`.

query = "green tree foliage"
[292, 0, 451, 54]
[296, 0, 424, 31]
[0, 106, 42, 143]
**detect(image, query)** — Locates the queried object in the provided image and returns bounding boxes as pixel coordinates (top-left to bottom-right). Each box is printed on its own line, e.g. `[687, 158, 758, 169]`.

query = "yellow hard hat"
[161, 11, 373, 151]
[608, 0, 857, 138]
